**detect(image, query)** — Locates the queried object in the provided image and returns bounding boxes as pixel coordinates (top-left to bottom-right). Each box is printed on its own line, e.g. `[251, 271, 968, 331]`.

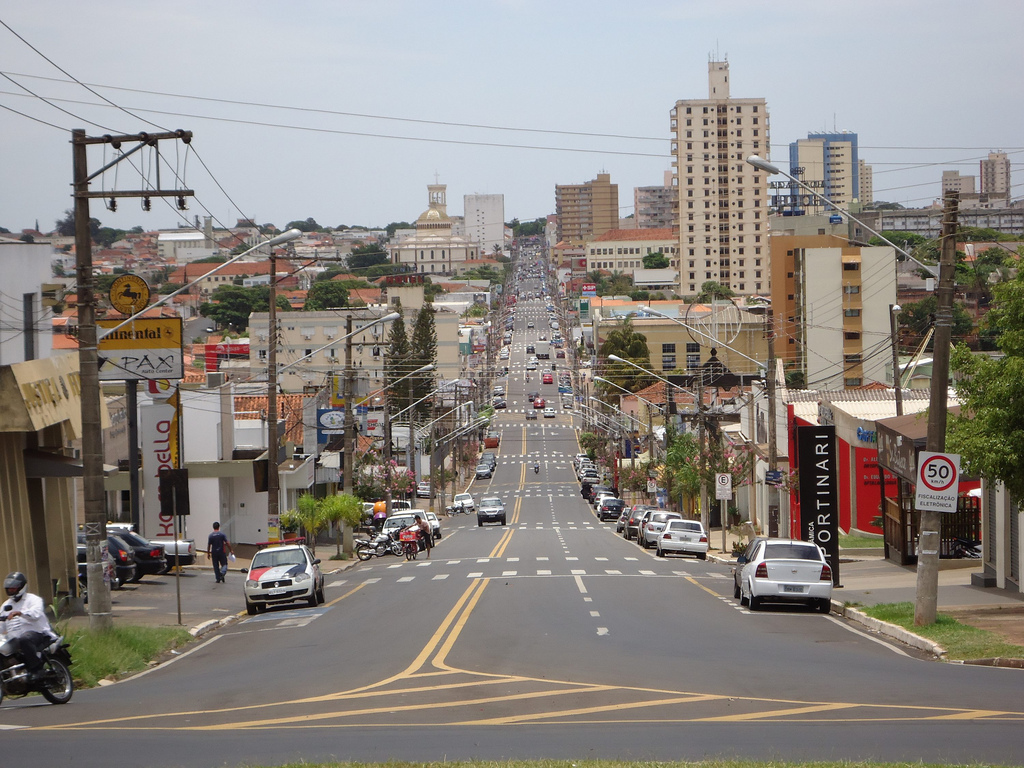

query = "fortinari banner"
[797, 425, 840, 585]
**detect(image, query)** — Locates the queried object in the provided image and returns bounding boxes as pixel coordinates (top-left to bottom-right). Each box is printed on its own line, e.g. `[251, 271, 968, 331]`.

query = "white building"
[464, 193, 505, 255]
[389, 183, 481, 274]
[671, 60, 770, 296]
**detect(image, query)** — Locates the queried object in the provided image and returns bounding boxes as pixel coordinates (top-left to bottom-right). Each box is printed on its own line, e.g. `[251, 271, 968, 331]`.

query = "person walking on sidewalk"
[207, 522, 233, 583]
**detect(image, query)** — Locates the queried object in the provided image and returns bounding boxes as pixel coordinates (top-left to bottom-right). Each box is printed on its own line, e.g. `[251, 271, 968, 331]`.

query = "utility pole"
[915, 191, 959, 627]
[342, 315, 355, 496]
[266, 248, 280, 533]
[766, 308, 779, 535]
[73, 129, 192, 631]
[890, 303, 904, 417]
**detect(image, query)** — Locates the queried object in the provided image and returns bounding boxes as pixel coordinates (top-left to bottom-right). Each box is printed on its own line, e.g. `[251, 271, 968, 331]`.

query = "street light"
[745, 155, 937, 277]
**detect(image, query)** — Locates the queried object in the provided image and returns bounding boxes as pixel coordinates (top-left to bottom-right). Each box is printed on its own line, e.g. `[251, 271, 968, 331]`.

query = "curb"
[833, 604, 947, 658]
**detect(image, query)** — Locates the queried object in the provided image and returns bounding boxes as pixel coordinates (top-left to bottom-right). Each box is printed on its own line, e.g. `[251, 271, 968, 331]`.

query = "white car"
[655, 519, 709, 560]
[477, 497, 506, 526]
[640, 511, 684, 548]
[452, 493, 475, 514]
[242, 543, 324, 615]
[543, 407, 555, 418]
[734, 538, 833, 613]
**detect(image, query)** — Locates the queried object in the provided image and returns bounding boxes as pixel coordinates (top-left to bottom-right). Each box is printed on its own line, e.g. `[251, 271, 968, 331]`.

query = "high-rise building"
[554, 173, 618, 246]
[858, 159, 874, 207]
[788, 132, 863, 212]
[463, 193, 505, 255]
[671, 60, 769, 296]
[633, 171, 678, 229]
[942, 170, 976, 195]
[980, 151, 1011, 195]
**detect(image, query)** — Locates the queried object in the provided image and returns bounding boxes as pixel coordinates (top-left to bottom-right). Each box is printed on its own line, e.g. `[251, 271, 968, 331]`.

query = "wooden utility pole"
[266, 249, 280, 532]
[915, 191, 959, 626]
[73, 129, 192, 631]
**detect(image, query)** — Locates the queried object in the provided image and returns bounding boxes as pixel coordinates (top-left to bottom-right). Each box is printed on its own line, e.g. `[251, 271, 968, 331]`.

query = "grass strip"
[65, 625, 192, 687]
[838, 534, 883, 549]
[861, 602, 1024, 660]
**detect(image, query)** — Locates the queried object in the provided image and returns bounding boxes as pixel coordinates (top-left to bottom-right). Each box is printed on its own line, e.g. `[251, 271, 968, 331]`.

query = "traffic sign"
[715, 472, 732, 500]
[914, 451, 961, 513]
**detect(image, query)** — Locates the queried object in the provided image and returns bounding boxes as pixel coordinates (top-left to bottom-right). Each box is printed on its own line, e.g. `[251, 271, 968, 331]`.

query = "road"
[2, 287, 1023, 766]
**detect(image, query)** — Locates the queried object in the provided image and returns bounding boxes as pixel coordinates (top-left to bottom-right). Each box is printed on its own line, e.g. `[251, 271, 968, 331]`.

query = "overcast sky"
[2, 1, 1022, 237]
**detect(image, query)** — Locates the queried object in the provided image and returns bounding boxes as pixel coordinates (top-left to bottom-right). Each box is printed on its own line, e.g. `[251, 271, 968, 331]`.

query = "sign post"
[914, 451, 961, 514]
[716, 473, 732, 553]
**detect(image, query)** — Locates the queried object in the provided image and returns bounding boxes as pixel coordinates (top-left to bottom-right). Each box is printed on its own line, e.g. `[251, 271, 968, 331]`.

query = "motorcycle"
[399, 528, 421, 561]
[534, 464, 540, 474]
[354, 531, 403, 561]
[0, 615, 74, 705]
[951, 537, 982, 559]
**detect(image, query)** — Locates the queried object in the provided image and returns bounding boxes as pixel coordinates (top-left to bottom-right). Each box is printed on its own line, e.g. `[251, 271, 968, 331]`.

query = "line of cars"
[76, 524, 197, 594]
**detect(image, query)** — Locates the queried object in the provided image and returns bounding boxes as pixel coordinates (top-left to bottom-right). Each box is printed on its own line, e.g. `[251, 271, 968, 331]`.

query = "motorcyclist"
[534, 462, 540, 474]
[1, 572, 57, 684]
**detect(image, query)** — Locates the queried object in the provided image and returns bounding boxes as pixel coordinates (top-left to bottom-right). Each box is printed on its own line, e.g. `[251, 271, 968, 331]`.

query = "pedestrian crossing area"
[325, 558, 726, 588]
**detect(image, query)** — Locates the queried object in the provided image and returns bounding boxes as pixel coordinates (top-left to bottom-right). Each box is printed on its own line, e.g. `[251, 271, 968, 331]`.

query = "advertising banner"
[98, 318, 184, 381]
[797, 424, 840, 585]
[139, 398, 178, 539]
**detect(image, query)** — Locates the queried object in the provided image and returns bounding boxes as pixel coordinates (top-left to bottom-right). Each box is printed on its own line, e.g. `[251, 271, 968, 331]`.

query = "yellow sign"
[97, 318, 184, 381]
[108, 274, 151, 315]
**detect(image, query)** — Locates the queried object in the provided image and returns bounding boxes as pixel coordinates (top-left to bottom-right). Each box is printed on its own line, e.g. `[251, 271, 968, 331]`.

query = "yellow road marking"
[696, 702, 856, 722]
[468, 694, 720, 725]
[685, 575, 722, 598]
[489, 527, 515, 559]
[432, 578, 489, 670]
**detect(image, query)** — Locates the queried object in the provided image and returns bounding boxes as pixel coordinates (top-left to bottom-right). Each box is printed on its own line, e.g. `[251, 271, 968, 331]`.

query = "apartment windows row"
[588, 245, 678, 256]
[590, 260, 678, 270]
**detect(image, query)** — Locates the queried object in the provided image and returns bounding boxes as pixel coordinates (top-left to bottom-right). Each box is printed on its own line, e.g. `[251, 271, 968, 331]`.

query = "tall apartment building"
[980, 151, 1011, 195]
[942, 170, 976, 195]
[634, 171, 678, 229]
[554, 173, 618, 246]
[788, 132, 864, 212]
[671, 60, 769, 297]
[858, 159, 874, 207]
[463, 193, 505, 255]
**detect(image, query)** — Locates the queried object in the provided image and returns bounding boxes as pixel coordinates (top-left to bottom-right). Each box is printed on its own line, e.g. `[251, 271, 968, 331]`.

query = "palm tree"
[597, 317, 653, 393]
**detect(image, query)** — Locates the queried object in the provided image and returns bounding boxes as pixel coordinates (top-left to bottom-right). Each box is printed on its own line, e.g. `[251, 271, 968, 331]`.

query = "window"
[844, 309, 861, 317]
[844, 378, 862, 387]
[843, 262, 861, 271]
[844, 354, 862, 364]
[844, 285, 861, 294]
[662, 343, 676, 355]
[844, 332, 861, 340]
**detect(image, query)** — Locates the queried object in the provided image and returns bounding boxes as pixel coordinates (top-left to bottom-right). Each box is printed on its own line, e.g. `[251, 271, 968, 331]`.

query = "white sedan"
[242, 543, 324, 615]
[655, 519, 709, 560]
[734, 538, 833, 613]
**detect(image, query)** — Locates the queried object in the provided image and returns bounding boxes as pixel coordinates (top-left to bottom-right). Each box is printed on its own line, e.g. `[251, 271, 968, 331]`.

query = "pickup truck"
[107, 523, 196, 568]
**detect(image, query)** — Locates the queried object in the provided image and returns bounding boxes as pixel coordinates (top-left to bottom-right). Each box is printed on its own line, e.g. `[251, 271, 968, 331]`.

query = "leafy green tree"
[55, 208, 100, 240]
[304, 281, 349, 311]
[463, 304, 487, 318]
[385, 221, 412, 238]
[643, 252, 669, 269]
[694, 281, 735, 302]
[949, 270, 1024, 502]
[384, 300, 412, 415]
[193, 254, 228, 264]
[597, 317, 653, 393]
[409, 303, 438, 417]
[285, 218, 322, 232]
[897, 296, 974, 346]
[319, 493, 363, 556]
[198, 285, 287, 331]
[280, 493, 328, 553]
[315, 266, 350, 282]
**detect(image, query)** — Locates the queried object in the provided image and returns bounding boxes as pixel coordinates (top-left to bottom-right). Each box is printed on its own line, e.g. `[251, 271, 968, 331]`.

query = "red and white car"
[242, 543, 324, 615]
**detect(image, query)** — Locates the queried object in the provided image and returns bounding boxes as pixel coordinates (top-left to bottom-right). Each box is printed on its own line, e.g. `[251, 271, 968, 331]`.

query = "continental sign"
[98, 318, 184, 382]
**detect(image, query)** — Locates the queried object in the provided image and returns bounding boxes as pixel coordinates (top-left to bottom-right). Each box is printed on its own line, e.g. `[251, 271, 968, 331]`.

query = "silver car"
[639, 511, 683, 548]
[733, 538, 833, 613]
[655, 519, 709, 559]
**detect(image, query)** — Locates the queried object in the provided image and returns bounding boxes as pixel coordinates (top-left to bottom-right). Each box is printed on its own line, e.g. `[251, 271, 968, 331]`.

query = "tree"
[597, 317, 653, 393]
[285, 218, 322, 233]
[694, 281, 735, 302]
[898, 296, 974, 345]
[349, 247, 390, 271]
[198, 285, 276, 331]
[193, 255, 228, 264]
[949, 271, 1024, 502]
[409, 303, 438, 417]
[55, 208, 100, 240]
[385, 221, 412, 238]
[304, 281, 349, 311]
[384, 300, 412, 415]
[643, 251, 669, 269]
[319, 493, 363, 556]
[315, 266, 350, 282]
[280, 493, 328, 553]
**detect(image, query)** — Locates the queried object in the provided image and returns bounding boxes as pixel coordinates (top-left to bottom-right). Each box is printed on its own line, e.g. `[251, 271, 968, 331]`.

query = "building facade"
[980, 151, 1011, 195]
[633, 171, 678, 229]
[390, 184, 481, 274]
[555, 173, 619, 246]
[788, 132, 865, 213]
[671, 60, 770, 297]
[584, 228, 679, 277]
[463, 194, 505, 255]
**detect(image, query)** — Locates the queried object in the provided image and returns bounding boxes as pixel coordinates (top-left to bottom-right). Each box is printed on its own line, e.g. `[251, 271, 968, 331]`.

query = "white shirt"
[1, 593, 56, 640]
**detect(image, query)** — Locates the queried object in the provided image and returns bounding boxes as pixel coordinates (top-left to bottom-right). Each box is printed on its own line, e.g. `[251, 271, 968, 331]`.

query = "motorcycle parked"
[0, 617, 74, 705]
[951, 537, 982, 559]
[354, 531, 403, 561]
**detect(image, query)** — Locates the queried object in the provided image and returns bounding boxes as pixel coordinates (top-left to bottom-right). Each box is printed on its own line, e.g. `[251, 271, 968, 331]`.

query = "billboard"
[797, 425, 840, 585]
[581, 283, 597, 298]
[98, 318, 184, 381]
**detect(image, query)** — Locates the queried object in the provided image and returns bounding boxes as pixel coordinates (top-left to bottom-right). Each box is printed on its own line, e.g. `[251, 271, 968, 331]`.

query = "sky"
[2, 1, 1022, 237]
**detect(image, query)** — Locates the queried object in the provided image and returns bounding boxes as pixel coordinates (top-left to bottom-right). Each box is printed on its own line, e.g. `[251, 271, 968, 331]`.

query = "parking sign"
[715, 473, 732, 500]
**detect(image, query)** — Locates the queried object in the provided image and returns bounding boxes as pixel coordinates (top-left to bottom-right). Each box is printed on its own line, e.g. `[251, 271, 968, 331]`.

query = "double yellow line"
[488, 496, 520, 558]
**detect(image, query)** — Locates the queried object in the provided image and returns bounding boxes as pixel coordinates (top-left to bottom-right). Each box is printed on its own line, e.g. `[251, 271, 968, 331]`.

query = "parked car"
[380, 513, 419, 539]
[733, 538, 833, 613]
[77, 532, 136, 587]
[597, 497, 625, 522]
[452, 493, 475, 513]
[615, 509, 630, 533]
[416, 482, 432, 498]
[242, 543, 324, 615]
[640, 512, 684, 549]
[480, 452, 497, 469]
[593, 491, 617, 510]
[583, 483, 613, 504]
[477, 497, 507, 526]
[108, 527, 168, 578]
[623, 505, 653, 541]
[475, 463, 493, 479]
[492, 399, 507, 409]
[107, 522, 195, 567]
[655, 519, 709, 559]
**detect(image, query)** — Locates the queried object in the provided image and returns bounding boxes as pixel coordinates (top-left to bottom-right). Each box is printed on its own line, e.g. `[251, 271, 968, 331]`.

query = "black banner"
[796, 425, 840, 585]
[158, 468, 190, 517]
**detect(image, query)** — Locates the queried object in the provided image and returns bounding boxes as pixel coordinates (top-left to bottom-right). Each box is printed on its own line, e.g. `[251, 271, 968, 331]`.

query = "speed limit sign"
[914, 451, 961, 513]
[715, 472, 732, 500]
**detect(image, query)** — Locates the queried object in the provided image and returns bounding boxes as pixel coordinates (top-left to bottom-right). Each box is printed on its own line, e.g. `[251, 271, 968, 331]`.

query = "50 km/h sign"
[914, 451, 961, 513]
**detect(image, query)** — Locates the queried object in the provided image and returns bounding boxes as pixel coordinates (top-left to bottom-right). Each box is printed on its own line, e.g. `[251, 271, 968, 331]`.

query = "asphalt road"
[3, 288, 1023, 766]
